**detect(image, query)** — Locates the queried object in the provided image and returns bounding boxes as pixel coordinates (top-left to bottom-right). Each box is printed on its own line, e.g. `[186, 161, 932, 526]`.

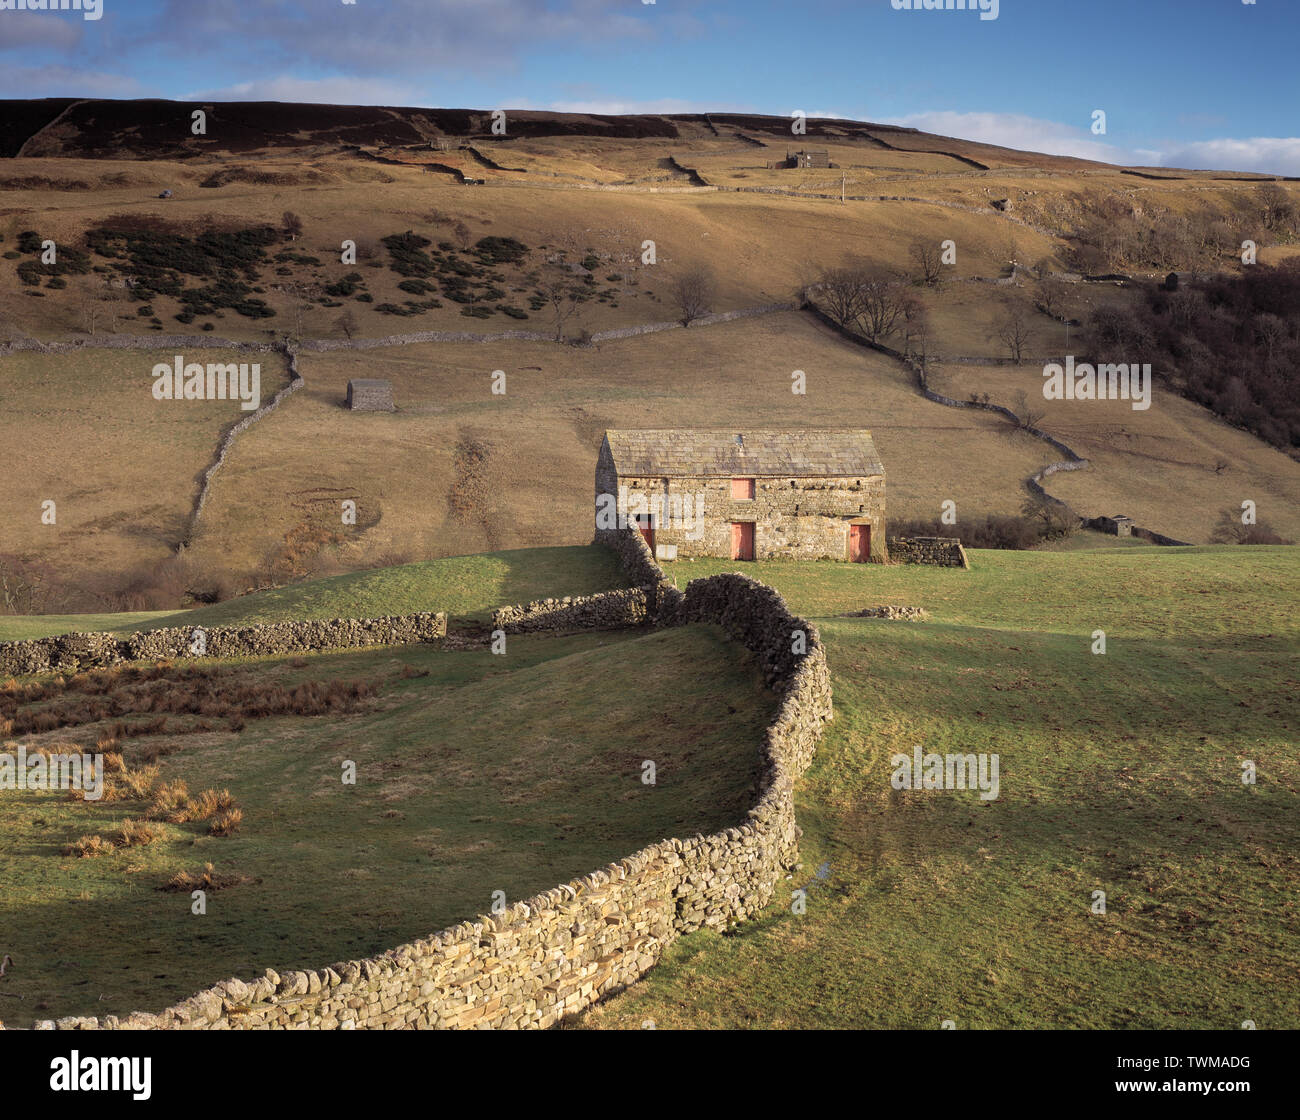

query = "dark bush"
[474, 235, 529, 265]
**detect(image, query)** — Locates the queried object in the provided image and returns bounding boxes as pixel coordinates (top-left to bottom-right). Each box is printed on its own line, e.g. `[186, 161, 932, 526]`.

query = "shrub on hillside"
[1210, 508, 1293, 545]
[890, 509, 1074, 550]
[474, 236, 528, 265]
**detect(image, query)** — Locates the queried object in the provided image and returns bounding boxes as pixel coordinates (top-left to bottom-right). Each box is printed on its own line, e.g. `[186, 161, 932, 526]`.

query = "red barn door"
[731, 521, 755, 561]
[850, 523, 870, 562]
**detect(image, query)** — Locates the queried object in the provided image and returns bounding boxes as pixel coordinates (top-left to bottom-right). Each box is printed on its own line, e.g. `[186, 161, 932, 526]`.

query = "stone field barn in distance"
[596, 429, 886, 562]
[346, 378, 396, 411]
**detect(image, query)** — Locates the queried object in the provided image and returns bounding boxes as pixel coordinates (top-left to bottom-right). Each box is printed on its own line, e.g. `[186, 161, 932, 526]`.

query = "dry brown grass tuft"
[159, 862, 251, 893]
[62, 834, 115, 858]
[115, 762, 160, 801]
[208, 807, 243, 837]
[144, 779, 191, 822]
[185, 787, 235, 821]
[116, 818, 160, 848]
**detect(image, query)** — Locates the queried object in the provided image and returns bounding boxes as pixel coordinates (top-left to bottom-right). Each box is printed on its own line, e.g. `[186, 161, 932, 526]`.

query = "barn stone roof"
[603, 429, 883, 478]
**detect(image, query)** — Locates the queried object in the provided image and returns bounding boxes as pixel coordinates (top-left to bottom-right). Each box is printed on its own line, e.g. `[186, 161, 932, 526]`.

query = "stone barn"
[789, 149, 829, 169]
[346, 379, 395, 412]
[595, 429, 886, 562]
[1093, 514, 1135, 537]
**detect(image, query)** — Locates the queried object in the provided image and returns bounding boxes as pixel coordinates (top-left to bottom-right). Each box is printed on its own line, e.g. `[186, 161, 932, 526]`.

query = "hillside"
[2, 102, 1296, 612]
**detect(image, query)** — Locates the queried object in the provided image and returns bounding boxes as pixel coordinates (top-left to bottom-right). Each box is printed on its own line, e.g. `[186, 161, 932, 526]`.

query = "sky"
[1, 0, 1298, 174]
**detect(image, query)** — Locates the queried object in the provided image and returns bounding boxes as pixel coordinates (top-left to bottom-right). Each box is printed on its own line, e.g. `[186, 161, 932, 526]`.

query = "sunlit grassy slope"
[0, 624, 773, 1019]
[0, 545, 625, 641]
[580, 546, 1299, 1029]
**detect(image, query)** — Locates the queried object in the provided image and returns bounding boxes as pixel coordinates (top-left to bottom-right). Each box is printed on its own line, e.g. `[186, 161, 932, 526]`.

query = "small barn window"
[731, 478, 755, 500]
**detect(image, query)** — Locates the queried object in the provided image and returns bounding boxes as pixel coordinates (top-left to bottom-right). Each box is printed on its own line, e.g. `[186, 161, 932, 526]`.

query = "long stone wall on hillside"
[189, 350, 303, 534]
[21, 526, 832, 1030]
[805, 300, 1197, 546]
[0, 613, 447, 677]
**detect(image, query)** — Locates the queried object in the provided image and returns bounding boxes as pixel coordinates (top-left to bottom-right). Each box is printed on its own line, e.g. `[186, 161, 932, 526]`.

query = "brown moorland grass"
[0, 346, 288, 594]
[187, 311, 1055, 579]
[927, 358, 1300, 544]
[2, 138, 1293, 596]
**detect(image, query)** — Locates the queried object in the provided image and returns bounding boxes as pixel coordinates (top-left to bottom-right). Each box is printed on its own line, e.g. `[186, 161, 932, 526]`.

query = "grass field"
[578, 546, 1300, 1029]
[0, 622, 774, 1019]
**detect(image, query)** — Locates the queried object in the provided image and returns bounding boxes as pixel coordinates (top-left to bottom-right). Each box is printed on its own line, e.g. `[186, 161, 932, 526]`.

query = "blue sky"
[2, 0, 1298, 173]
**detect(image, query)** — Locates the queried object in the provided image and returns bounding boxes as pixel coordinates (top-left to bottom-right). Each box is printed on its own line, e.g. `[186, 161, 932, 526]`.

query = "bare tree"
[1021, 495, 1076, 541]
[909, 239, 943, 286]
[334, 309, 358, 340]
[856, 272, 906, 342]
[453, 221, 473, 251]
[1012, 389, 1046, 431]
[282, 211, 304, 241]
[1211, 506, 1289, 545]
[1167, 288, 1204, 331]
[817, 265, 867, 328]
[281, 279, 322, 339]
[539, 266, 584, 342]
[672, 264, 716, 326]
[1254, 312, 1288, 363]
[1257, 183, 1294, 233]
[994, 305, 1032, 362]
[0, 553, 55, 614]
[1036, 276, 1069, 320]
[901, 293, 930, 368]
[76, 277, 114, 335]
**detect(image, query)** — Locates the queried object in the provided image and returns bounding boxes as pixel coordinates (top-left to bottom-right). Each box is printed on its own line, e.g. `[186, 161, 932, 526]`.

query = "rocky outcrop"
[844, 605, 929, 620]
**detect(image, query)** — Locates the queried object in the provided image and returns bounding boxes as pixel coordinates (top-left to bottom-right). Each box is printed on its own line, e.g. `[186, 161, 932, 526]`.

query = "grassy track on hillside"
[0, 545, 626, 641]
[0, 624, 773, 1019]
[580, 546, 1299, 1029]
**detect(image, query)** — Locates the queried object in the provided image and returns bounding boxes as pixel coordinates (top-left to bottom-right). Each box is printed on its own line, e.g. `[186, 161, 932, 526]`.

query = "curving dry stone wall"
[23, 529, 831, 1030]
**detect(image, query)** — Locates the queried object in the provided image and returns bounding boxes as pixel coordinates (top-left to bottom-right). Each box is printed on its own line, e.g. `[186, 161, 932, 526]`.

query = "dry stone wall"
[887, 536, 970, 568]
[0, 613, 447, 677]
[23, 525, 831, 1030]
[492, 589, 648, 633]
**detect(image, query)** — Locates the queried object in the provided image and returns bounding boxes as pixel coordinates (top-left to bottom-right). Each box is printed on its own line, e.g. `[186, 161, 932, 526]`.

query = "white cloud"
[542, 97, 752, 116]
[1, 64, 142, 98]
[882, 110, 1300, 176]
[881, 110, 1139, 164]
[1156, 138, 1300, 177]
[182, 75, 425, 107]
[0, 12, 83, 51]
[0, 13, 83, 52]
[153, 0, 657, 76]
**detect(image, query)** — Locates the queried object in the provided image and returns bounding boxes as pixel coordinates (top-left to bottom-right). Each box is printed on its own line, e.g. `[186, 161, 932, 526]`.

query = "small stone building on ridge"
[595, 429, 886, 563]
